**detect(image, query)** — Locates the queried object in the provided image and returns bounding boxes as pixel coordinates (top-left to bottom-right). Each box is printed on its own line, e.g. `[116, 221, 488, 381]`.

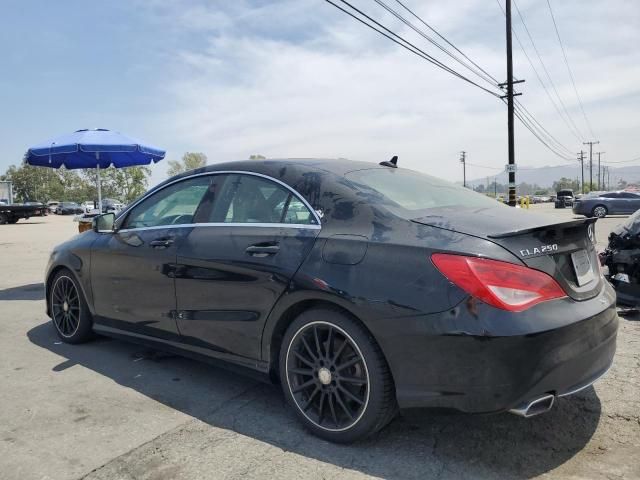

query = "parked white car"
[81, 201, 97, 213]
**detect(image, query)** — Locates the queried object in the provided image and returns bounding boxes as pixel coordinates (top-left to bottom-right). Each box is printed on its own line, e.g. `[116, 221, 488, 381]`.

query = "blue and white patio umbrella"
[25, 128, 165, 211]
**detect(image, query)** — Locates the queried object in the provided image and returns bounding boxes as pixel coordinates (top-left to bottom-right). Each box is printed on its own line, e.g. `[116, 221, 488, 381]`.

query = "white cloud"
[141, 0, 640, 185]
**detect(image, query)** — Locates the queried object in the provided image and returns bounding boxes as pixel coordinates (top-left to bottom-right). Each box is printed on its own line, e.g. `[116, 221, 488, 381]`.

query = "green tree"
[166, 152, 207, 177]
[2, 164, 75, 202]
[552, 177, 579, 193]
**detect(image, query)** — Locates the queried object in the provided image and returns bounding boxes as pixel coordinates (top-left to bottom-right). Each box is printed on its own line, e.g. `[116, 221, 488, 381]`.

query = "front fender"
[45, 232, 98, 317]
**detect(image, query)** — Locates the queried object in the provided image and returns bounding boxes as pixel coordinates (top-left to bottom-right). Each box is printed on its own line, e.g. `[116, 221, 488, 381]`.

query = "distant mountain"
[465, 164, 640, 190]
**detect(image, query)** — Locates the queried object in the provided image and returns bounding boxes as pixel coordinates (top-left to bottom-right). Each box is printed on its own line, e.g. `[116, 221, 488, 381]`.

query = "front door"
[91, 175, 214, 339]
[174, 173, 321, 360]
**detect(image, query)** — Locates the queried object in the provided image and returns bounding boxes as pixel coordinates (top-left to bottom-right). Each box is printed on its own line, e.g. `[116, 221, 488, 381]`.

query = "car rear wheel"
[592, 205, 607, 218]
[50, 269, 93, 343]
[280, 308, 397, 443]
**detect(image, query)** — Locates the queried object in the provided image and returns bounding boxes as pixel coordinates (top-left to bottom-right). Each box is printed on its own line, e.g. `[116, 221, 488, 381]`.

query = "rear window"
[344, 168, 502, 212]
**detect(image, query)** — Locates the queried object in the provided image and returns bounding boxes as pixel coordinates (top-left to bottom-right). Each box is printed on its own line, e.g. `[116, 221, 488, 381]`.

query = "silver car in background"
[573, 191, 640, 218]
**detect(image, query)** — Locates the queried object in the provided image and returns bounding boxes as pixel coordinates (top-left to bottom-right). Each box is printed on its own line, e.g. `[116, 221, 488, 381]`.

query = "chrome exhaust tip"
[508, 394, 555, 418]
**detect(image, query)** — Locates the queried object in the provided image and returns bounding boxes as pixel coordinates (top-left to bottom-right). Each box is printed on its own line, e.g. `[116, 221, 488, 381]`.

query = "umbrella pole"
[96, 152, 102, 213]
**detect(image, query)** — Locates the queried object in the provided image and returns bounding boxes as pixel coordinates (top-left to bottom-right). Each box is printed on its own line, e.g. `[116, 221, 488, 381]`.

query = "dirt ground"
[0, 204, 638, 480]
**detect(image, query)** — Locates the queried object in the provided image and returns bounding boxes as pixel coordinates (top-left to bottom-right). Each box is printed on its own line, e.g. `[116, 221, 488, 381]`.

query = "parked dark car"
[554, 189, 574, 208]
[45, 159, 617, 442]
[56, 202, 84, 215]
[573, 191, 640, 218]
[101, 198, 124, 214]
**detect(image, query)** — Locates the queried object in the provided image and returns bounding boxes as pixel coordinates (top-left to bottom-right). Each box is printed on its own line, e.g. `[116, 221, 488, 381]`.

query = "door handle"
[149, 238, 174, 249]
[245, 243, 280, 256]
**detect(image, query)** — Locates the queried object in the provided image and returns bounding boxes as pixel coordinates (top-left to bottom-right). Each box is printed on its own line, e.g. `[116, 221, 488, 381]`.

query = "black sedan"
[573, 191, 640, 218]
[45, 158, 617, 442]
[56, 202, 84, 215]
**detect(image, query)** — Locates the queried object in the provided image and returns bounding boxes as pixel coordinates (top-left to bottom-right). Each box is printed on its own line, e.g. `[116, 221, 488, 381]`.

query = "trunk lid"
[412, 206, 602, 301]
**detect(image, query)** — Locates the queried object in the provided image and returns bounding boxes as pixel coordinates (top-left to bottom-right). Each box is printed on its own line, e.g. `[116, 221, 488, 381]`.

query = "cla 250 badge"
[520, 244, 558, 257]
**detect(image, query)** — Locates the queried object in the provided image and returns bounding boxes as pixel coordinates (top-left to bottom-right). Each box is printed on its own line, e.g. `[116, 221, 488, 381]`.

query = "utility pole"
[501, 0, 520, 207]
[577, 150, 585, 194]
[460, 151, 467, 187]
[583, 141, 600, 191]
[596, 151, 605, 190]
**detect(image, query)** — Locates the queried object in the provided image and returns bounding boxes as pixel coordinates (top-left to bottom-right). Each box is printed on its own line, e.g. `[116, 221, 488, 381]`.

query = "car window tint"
[123, 176, 212, 229]
[283, 197, 314, 224]
[209, 174, 315, 224]
[602, 193, 619, 198]
[345, 168, 502, 212]
[620, 192, 639, 198]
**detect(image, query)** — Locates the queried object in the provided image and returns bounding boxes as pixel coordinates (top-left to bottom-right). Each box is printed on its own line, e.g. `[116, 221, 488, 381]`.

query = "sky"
[1, 0, 639, 187]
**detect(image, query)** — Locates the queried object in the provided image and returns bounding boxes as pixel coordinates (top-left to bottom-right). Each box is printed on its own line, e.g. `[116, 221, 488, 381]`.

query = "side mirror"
[93, 213, 116, 233]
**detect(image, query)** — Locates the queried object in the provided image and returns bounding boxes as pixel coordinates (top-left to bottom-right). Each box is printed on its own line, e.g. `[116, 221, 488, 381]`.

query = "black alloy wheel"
[50, 270, 93, 343]
[286, 321, 369, 431]
[280, 308, 397, 443]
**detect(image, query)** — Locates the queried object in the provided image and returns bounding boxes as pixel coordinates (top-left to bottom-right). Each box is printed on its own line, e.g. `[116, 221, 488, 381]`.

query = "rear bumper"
[372, 283, 618, 412]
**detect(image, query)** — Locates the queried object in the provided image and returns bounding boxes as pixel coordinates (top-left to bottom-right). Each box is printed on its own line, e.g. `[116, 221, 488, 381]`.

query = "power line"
[324, 0, 503, 97]
[601, 156, 640, 164]
[498, 0, 586, 143]
[512, 0, 586, 141]
[546, 0, 596, 139]
[510, 100, 574, 161]
[514, 99, 574, 156]
[387, 0, 501, 86]
[466, 162, 502, 170]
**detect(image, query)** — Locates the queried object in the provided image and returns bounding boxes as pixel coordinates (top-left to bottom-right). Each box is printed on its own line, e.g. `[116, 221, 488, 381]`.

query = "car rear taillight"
[431, 253, 567, 312]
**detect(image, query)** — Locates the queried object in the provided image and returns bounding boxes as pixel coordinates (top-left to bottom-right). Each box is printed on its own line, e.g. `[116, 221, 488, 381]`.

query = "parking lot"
[1, 204, 638, 480]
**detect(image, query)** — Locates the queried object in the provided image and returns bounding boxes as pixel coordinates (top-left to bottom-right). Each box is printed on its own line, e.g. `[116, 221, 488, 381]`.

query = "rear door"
[174, 173, 321, 360]
[619, 192, 640, 214]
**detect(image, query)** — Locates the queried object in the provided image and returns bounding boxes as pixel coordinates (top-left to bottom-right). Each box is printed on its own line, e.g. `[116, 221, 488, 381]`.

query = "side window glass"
[123, 176, 212, 229]
[209, 174, 316, 225]
[283, 197, 314, 224]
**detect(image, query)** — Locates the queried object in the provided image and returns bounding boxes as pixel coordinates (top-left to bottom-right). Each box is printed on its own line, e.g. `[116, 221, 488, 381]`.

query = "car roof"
[202, 158, 384, 176]
[154, 158, 388, 192]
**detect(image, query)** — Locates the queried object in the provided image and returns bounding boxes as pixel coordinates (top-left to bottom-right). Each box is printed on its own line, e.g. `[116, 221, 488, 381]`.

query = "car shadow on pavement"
[28, 321, 601, 480]
[0, 283, 44, 301]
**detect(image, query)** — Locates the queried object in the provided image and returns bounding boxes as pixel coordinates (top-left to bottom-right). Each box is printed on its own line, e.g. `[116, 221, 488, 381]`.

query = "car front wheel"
[50, 269, 94, 343]
[279, 308, 397, 443]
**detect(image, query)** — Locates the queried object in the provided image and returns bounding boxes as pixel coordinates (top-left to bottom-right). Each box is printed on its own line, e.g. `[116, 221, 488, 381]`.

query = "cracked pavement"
[1, 206, 639, 480]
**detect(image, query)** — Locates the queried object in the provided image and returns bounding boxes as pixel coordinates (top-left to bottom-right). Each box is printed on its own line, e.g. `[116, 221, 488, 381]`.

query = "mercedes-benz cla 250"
[45, 159, 617, 442]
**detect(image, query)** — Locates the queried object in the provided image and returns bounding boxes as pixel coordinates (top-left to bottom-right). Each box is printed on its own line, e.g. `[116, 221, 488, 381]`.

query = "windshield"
[344, 168, 502, 214]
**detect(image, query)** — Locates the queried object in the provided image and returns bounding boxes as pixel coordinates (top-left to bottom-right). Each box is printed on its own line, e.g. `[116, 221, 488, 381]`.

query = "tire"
[7, 218, 18, 224]
[279, 307, 397, 443]
[0, 213, 8, 225]
[592, 205, 607, 218]
[49, 269, 94, 344]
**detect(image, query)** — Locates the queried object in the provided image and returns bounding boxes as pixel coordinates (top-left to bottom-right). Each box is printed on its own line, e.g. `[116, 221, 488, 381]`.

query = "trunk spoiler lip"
[487, 217, 597, 239]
